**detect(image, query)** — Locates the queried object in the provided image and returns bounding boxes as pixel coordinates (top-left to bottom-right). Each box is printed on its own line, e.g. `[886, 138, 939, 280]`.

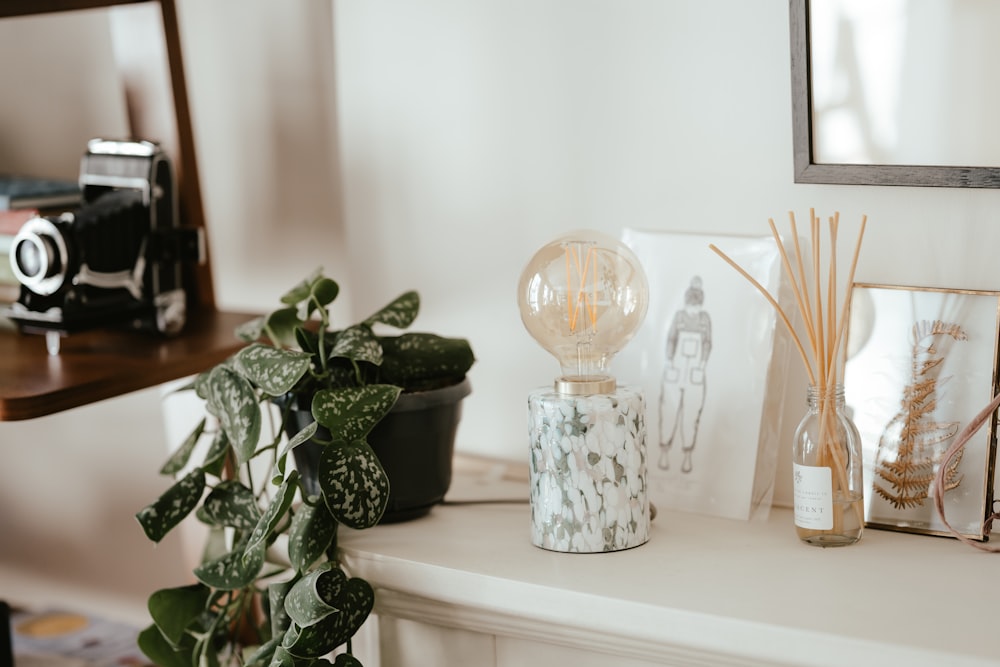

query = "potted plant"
[135, 270, 475, 667]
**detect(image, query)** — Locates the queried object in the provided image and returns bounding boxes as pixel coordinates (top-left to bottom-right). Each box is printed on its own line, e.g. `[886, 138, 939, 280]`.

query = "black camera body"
[6, 139, 203, 338]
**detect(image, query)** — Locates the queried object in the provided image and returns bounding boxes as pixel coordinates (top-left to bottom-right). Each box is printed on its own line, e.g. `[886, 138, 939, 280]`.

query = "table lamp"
[517, 229, 651, 552]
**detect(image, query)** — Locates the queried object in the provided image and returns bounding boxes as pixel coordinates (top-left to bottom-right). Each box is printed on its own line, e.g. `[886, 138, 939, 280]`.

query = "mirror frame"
[790, 0, 1000, 188]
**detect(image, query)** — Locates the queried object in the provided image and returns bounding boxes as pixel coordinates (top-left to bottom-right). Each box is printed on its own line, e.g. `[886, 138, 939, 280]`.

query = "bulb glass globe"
[517, 229, 649, 394]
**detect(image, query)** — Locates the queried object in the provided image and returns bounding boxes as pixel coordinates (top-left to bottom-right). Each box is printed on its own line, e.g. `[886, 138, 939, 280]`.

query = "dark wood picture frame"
[789, 0, 1000, 189]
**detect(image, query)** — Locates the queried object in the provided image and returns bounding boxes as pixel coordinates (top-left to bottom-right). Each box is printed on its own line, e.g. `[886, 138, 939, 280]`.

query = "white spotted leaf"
[198, 480, 260, 530]
[330, 325, 382, 366]
[278, 421, 319, 462]
[319, 440, 389, 529]
[362, 290, 419, 330]
[235, 315, 266, 343]
[233, 343, 312, 396]
[283, 562, 342, 627]
[244, 470, 299, 557]
[159, 417, 206, 475]
[288, 500, 337, 573]
[280, 572, 374, 658]
[135, 470, 206, 543]
[193, 540, 265, 591]
[206, 366, 261, 466]
[311, 385, 401, 442]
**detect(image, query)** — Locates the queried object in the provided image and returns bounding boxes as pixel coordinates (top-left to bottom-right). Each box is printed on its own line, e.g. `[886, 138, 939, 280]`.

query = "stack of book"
[0, 175, 81, 212]
[0, 174, 81, 308]
[0, 209, 34, 307]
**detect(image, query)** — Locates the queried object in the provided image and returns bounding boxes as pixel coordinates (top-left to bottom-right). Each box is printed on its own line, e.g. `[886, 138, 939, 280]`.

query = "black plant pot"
[286, 378, 472, 524]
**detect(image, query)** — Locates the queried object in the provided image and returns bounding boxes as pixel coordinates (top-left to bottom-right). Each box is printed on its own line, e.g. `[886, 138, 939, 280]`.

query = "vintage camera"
[6, 139, 203, 344]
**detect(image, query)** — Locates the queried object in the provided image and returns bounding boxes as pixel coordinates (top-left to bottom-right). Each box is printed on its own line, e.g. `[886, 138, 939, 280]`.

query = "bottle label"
[793, 463, 833, 530]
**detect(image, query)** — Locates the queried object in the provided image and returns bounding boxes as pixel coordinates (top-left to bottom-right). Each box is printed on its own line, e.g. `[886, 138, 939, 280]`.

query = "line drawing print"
[873, 319, 967, 510]
[658, 276, 712, 473]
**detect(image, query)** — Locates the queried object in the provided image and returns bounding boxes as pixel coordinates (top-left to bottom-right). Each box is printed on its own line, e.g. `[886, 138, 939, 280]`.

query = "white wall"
[3, 0, 1000, 606]
[323, 0, 1000, 483]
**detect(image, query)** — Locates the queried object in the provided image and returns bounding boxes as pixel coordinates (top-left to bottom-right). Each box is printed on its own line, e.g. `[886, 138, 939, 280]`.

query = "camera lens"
[14, 237, 44, 278]
[9, 215, 70, 296]
[13, 234, 61, 283]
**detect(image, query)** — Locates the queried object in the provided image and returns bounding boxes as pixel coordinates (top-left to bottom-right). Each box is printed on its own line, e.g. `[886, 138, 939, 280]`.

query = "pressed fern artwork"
[846, 284, 1000, 540]
[872, 319, 967, 510]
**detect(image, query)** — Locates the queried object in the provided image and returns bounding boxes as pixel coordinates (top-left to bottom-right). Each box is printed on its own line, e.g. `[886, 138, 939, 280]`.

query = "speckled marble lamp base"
[527, 386, 650, 553]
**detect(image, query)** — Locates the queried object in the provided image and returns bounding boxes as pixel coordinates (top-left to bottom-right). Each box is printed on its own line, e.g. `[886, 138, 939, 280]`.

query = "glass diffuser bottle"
[711, 209, 868, 547]
[792, 383, 864, 546]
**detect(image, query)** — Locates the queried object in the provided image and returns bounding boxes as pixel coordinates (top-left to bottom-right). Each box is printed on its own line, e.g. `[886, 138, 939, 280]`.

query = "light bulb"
[517, 229, 649, 395]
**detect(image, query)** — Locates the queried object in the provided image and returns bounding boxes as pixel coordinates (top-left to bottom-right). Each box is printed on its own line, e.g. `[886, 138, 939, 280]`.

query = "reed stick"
[766, 217, 817, 382]
[711, 210, 867, 532]
[708, 245, 815, 386]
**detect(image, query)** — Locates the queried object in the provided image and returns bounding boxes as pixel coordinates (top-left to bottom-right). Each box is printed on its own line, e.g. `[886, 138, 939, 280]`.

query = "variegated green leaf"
[193, 540, 265, 590]
[147, 583, 211, 646]
[333, 654, 364, 667]
[233, 343, 312, 396]
[280, 576, 374, 659]
[294, 276, 341, 321]
[362, 290, 419, 330]
[243, 636, 281, 667]
[273, 454, 288, 485]
[280, 270, 323, 306]
[268, 644, 298, 667]
[160, 417, 206, 475]
[310, 277, 339, 308]
[244, 470, 299, 557]
[196, 356, 240, 415]
[378, 333, 475, 386]
[319, 440, 389, 529]
[265, 307, 304, 347]
[235, 315, 266, 343]
[201, 526, 230, 565]
[136, 470, 206, 543]
[137, 623, 193, 667]
[283, 562, 342, 627]
[288, 500, 337, 572]
[193, 368, 212, 403]
[198, 480, 260, 530]
[201, 429, 230, 478]
[207, 365, 261, 465]
[330, 325, 382, 366]
[268, 577, 299, 639]
[278, 421, 318, 461]
[311, 385, 401, 442]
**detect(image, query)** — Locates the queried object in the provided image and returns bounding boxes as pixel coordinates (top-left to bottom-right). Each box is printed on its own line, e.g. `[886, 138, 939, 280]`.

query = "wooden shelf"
[0, 0, 242, 421]
[0, 1, 146, 18]
[0, 309, 255, 421]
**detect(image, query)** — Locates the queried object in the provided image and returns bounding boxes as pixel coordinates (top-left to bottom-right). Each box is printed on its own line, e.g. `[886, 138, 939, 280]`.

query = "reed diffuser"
[711, 210, 867, 546]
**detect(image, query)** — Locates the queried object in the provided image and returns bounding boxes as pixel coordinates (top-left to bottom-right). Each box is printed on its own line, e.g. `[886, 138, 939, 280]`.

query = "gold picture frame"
[845, 283, 1000, 540]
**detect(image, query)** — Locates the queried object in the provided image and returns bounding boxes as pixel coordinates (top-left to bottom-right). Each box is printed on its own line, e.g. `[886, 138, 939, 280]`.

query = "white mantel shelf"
[338, 469, 999, 667]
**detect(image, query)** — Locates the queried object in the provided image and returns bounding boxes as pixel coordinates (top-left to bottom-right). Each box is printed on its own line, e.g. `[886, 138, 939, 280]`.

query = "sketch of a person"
[659, 276, 712, 473]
